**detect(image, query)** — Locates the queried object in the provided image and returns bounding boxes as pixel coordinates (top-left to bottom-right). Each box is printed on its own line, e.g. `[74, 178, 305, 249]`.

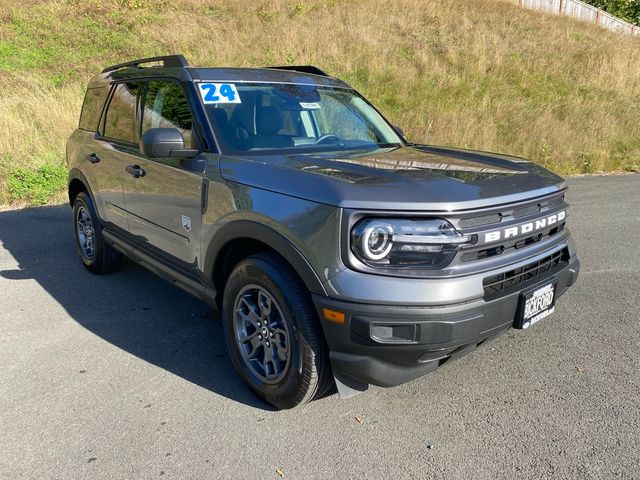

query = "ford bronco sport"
[67, 55, 580, 409]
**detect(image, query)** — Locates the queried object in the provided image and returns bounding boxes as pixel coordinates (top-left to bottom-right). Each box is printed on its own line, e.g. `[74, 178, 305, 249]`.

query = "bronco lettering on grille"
[484, 211, 566, 243]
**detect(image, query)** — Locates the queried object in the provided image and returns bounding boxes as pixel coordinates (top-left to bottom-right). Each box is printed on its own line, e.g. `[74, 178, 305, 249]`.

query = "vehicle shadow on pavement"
[0, 205, 274, 410]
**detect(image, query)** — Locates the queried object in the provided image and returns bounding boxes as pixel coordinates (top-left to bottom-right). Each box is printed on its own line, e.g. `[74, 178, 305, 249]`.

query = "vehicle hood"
[218, 145, 566, 211]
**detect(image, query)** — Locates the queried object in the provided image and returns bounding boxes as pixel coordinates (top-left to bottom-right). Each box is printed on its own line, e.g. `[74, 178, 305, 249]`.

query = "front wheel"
[222, 253, 333, 409]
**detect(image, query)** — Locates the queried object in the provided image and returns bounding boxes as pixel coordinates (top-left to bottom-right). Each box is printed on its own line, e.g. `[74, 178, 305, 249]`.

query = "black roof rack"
[265, 65, 329, 77]
[102, 54, 189, 73]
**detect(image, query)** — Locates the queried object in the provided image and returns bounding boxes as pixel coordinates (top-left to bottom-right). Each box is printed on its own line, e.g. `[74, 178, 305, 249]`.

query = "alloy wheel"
[233, 285, 291, 384]
[76, 206, 95, 259]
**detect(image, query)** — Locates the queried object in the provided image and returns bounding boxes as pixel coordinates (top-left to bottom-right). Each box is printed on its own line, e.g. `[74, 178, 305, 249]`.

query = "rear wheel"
[222, 252, 332, 409]
[72, 191, 122, 274]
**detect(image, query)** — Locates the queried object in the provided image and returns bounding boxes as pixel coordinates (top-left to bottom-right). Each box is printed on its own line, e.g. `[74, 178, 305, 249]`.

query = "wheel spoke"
[263, 346, 279, 378]
[238, 329, 258, 344]
[275, 344, 288, 362]
[235, 306, 253, 325]
[271, 354, 282, 375]
[272, 327, 287, 341]
[246, 335, 262, 359]
[262, 354, 270, 377]
[239, 296, 261, 323]
[257, 290, 272, 319]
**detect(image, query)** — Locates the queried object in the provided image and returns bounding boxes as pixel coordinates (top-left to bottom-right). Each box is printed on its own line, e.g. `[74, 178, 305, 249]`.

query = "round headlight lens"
[362, 224, 393, 260]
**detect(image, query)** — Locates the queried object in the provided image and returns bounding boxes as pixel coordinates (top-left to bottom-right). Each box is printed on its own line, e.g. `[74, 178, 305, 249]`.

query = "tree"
[583, 0, 640, 25]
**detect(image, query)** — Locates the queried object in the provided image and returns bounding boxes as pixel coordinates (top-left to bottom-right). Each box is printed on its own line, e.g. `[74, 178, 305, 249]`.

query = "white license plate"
[516, 281, 557, 329]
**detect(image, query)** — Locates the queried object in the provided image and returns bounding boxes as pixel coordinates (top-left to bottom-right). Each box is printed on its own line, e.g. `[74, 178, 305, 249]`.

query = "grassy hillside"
[1, 0, 639, 206]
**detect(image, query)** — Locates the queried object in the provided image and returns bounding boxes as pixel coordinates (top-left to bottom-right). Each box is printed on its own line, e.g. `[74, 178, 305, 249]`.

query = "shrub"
[7, 163, 67, 206]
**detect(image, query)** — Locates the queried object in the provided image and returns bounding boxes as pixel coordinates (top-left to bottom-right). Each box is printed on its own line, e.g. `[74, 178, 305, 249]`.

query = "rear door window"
[103, 82, 142, 144]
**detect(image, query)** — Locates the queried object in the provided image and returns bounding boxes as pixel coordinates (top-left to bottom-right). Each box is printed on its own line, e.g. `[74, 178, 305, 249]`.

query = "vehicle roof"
[87, 66, 351, 89]
[192, 67, 351, 88]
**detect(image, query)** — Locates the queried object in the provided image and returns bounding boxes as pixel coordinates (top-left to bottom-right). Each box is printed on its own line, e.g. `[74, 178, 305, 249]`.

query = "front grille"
[547, 195, 564, 208]
[461, 222, 565, 263]
[455, 193, 565, 231]
[482, 248, 569, 300]
[513, 203, 540, 218]
[459, 213, 502, 228]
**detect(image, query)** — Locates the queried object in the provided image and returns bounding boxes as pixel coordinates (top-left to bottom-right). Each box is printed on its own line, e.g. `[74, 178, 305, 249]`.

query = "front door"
[122, 79, 205, 269]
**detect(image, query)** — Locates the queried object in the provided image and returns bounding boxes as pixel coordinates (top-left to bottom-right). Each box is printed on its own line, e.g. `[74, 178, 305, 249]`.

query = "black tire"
[72, 191, 122, 274]
[222, 252, 333, 409]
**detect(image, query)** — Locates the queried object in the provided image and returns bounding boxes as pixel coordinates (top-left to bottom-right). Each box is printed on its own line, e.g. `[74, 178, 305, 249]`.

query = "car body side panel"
[123, 154, 205, 267]
[67, 130, 129, 232]
[200, 155, 343, 290]
[90, 140, 133, 231]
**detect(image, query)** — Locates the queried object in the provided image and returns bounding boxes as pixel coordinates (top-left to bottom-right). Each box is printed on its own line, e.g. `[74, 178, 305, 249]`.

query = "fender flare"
[204, 220, 328, 297]
[67, 168, 96, 206]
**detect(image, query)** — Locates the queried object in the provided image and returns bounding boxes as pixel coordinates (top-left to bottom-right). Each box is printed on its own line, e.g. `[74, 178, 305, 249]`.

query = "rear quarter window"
[78, 86, 108, 131]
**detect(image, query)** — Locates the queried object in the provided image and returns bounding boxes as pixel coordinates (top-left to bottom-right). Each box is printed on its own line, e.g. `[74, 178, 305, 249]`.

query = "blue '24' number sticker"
[198, 83, 241, 104]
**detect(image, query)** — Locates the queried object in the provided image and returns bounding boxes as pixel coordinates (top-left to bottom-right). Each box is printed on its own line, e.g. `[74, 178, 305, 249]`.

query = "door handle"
[86, 153, 100, 164]
[125, 164, 146, 178]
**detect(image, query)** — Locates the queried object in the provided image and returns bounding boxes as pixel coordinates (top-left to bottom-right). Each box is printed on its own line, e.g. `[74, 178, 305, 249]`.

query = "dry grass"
[0, 0, 639, 205]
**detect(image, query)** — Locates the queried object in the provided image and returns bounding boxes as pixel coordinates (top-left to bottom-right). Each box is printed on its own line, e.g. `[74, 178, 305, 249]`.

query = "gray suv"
[67, 55, 580, 409]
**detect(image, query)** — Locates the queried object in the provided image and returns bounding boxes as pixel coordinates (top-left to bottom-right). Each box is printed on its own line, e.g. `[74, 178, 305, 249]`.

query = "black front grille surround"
[461, 222, 566, 263]
[482, 248, 569, 300]
[453, 191, 569, 265]
[456, 194, 565, 230]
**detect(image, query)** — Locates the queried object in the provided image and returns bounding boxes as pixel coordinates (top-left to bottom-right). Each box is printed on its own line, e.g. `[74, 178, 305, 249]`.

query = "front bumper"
[313, 255, 580, 390]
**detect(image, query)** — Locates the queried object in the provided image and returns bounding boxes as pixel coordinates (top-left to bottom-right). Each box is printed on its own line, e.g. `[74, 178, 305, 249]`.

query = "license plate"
[515, 280, 557, 329]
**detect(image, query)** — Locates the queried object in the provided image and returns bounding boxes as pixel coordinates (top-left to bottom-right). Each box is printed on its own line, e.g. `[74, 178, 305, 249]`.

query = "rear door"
[90, 81, 144, 232]
[122, 79, 205, 269]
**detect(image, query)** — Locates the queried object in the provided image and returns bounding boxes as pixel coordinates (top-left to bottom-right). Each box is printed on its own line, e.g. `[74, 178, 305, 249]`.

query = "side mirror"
[393, 124, 405, 138]
[139, 128, 199, 158]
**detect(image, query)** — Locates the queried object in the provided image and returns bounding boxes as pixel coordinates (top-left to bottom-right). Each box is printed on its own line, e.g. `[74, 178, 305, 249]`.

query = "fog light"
[371, 324, 417, 343]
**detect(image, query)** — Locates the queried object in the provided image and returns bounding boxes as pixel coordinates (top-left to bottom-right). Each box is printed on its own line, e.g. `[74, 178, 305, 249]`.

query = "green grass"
[6, 162, 67, 206]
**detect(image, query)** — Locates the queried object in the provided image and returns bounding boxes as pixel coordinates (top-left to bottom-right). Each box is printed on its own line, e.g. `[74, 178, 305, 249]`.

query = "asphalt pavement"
[1, 174, 639, 479]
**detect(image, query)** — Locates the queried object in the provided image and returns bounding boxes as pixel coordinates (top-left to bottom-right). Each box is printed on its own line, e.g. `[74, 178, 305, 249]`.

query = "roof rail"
[266, 65, 329, 77]
[102, 54, 189, 73]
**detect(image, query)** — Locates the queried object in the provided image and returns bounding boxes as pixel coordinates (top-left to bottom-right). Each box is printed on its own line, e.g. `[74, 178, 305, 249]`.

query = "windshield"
[201, 83, 403, 154]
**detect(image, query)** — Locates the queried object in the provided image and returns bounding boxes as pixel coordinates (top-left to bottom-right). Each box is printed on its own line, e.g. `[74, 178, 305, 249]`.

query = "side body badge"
[181, 215, 192, 232]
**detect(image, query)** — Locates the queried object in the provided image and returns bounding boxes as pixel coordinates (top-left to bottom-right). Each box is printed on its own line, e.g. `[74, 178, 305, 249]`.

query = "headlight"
[351, 218, 473, 269]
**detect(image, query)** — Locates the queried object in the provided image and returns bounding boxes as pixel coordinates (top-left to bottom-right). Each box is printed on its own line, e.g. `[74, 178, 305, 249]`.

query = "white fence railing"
[519, 0, 640, 35]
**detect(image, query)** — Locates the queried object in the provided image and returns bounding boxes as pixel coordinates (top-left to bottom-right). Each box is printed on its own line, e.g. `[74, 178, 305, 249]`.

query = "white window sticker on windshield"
[300, 102, 321, 110]
[198, 83, 241, 104]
